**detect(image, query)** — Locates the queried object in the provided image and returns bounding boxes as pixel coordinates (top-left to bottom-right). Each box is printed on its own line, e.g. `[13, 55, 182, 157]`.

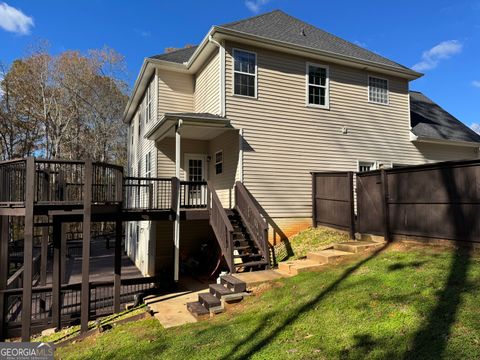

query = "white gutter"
[410, 132, 480, 148]
[208, 35, 226, 117]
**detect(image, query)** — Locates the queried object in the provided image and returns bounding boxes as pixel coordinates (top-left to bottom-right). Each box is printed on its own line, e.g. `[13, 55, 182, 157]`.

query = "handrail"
[207, 181, 235, 272]
[234, 181, 270, 268]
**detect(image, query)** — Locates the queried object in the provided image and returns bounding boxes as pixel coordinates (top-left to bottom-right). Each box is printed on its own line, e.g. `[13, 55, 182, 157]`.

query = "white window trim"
[215, 150, 223, 175]
[305, 62, 330, 109]
[232, 48, 258, 99]
[368, 75, 389, 105]
[145, 152, 152, 178]
[357, 160, 393, 172]
[145, 83, 152, 123]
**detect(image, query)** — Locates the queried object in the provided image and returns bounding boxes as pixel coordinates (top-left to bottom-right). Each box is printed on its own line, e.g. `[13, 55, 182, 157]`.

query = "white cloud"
[245, 0, 271, 13]
[471, 123, 480, 134]
[0, 2, 34, 35]
[412, 40, 462, 72]
[472, 80, 480, 88]
[353, 40, 367, 48]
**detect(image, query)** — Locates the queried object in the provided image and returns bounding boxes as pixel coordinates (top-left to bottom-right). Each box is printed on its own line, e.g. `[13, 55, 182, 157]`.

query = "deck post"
[61, 223, 67, 284]
[113, 220, 122, 313]
[51, 217, 62, 330]
[0, 216, 9, 341]
[21, 156, 35, 341]
[81, 160, 93, 333]
[174, 121, 182, 282]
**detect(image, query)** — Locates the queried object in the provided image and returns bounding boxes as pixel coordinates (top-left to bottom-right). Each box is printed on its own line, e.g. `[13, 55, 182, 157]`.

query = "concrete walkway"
[144, 278, 209, 328]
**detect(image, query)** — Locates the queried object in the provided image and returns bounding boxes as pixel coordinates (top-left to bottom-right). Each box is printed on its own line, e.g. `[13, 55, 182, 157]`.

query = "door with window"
[184, 154, 207, 207]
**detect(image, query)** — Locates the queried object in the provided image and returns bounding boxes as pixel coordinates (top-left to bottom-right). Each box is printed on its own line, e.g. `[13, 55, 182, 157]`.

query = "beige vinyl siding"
[225, 42, 478, 219]
[157, 69, 194, 114]
[194, 50, 221, 114]
[208, 130, 240, 208]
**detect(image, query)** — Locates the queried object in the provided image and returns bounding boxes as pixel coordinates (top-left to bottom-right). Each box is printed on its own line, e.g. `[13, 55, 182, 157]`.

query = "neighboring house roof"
[218, 10, 409, 71]
[150, 46, 198, 64]
[410, 91, 480, 144]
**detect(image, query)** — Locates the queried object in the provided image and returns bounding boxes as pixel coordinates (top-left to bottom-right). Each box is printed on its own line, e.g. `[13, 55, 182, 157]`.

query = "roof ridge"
[219, 9, 283, 27]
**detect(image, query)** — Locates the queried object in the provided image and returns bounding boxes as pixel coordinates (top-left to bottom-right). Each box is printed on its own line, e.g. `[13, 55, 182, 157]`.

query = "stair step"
[307, 249, 353, 264]
[234, 253, 262, 258]
[186, 301, 209, 318]
[233, 240, 250, 247]
[233, 245, 251, 250]
[235, 260, 268, 268]
[209, 283, 234, 298]
[278, 259, 325, 275]
[220, 275, 247, 293]
[333, 241, 383, 253]
[198, 292, 221, 310]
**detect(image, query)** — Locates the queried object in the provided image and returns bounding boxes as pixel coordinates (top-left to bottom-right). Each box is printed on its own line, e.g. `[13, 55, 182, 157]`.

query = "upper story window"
[145, 83, 152, 123]
[233, 49, 256, 97]
[138, 106, 142, 137]
[145, 152, 152, 178]
[215, 150, 223, 175]
[368, 76, 389, 104]
[306, 63, 329, 108]
[130, 123, 134, 145]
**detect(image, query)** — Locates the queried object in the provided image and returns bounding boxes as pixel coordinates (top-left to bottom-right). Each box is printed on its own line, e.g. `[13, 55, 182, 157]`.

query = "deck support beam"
[51, 218, 62, 330]
[0, 216, 9, 341]
[21, 156, 35, 341]
[81, 160, 93, 333]
[113, 220, 122, 313]
[174, 121, 182, 282]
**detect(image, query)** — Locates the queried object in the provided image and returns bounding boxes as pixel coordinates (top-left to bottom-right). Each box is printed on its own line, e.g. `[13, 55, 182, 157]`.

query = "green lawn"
[56, 244, 480, 360]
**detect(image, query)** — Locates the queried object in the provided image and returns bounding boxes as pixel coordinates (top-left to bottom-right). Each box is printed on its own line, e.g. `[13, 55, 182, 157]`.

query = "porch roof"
[144, 112, 233, 141]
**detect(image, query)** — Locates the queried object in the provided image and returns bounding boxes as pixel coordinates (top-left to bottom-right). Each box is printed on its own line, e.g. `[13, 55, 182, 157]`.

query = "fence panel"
[356, 172, 384, 236]
[312, 172, 354, 238]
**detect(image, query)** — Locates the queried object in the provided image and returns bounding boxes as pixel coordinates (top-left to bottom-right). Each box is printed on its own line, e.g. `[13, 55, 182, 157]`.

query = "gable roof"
[150, 46, 198, 64]
[410, 91, 480, 144]
[218, 10, 409, 71]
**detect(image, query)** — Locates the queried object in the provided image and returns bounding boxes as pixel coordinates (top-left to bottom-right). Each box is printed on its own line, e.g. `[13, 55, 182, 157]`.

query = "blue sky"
[0, 0, 479, 129]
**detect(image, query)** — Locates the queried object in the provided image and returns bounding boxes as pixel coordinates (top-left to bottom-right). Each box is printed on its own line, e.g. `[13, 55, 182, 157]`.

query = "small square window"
[368, 76, 389, 104]
[215, 150, 223, 175]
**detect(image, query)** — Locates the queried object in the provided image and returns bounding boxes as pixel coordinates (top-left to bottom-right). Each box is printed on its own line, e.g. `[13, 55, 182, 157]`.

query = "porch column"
[174, 120, 182, 282]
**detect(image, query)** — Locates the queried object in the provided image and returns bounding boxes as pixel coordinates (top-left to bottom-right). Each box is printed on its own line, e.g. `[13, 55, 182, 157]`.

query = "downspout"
[174, 119, 183, 282]
[208, 35, 226, 117]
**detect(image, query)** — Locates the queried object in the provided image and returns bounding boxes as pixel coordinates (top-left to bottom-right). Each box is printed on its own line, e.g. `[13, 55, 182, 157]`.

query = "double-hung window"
[138, 107, 142, 137]
[145, 152, 151, 178]
[307, 63, 329, 108]
[145, 83, 152, 123]
[368, 76, 389, 104]
[233, 49, 256, 97]
[215, 150, 223, 175]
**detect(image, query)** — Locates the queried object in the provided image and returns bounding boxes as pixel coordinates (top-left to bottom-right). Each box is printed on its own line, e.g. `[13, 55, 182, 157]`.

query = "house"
[123, 10, 480, 278]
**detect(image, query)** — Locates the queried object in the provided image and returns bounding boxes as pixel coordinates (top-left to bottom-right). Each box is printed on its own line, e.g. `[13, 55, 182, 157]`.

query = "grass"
[56, 244, 480, 360]
[287, 226, 351, 259]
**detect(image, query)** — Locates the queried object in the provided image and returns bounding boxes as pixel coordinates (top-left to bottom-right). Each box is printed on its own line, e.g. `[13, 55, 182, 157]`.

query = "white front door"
[184, 154, 207, 206]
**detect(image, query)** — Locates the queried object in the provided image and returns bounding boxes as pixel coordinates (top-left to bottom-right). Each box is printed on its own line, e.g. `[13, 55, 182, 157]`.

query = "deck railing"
[123, 177, 172, 210]
[179, 181, 208, 208]
[234, 181, 270, 268]
[207, 181, 234, 272]
[0, 159, 27, 205]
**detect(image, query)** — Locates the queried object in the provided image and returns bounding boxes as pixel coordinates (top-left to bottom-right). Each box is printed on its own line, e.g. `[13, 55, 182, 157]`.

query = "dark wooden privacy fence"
[313, 159, 480, 244]
[311, 172, 355, 239]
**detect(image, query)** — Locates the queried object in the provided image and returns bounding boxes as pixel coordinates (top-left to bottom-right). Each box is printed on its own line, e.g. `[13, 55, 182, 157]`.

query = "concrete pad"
[307, 249, 353, 263]
[232, 269, 287, 288]
[144, 279, 209, 329]
[289, 260, 325, 275]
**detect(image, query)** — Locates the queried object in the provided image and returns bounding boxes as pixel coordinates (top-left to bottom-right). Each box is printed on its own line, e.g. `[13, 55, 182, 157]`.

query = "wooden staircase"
[187, 275, 247, 318]
[228, 209, 269, 272]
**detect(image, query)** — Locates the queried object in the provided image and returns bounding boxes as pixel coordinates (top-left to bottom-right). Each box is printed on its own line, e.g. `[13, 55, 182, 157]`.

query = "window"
[368, 76, 389, 104]
[307, 63, 329, 108]
[145, 152, 151, 178]
[233, 49, 256, 97]
[145, 83, 152, 123]
[215, 150, 223, 175]
[138, 107, 142, 137]
[130, 123, 134, 145]
[358, 161, 375, 172]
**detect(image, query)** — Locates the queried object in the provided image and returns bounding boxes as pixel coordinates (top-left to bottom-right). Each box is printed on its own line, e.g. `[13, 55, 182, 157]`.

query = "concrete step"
[220, 275, 247, 293]
[198, 292, 221, 310]
[235, 260, 268, 269]
[186, 301, 209, 319]
[334, 241, 383, 253]
[278, 259, 325, 275]
[307, 249, 353, 264]
[209, 283, 234, 299]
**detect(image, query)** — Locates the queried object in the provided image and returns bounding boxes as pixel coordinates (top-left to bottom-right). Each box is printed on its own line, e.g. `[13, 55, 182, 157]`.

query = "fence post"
[348, 172, 355, 240]
[380, 169, 391, 242]
[311, 173, 317, 228]
[21, 156, 35, 342]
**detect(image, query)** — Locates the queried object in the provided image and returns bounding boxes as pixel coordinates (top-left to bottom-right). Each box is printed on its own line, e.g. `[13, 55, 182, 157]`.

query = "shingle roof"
[410, 91, 480, 143]
[218, 10, 410, 71]
[148, 10, 413, 72]
[164, 112, 226, 121]
[149, 46, 198, 64]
